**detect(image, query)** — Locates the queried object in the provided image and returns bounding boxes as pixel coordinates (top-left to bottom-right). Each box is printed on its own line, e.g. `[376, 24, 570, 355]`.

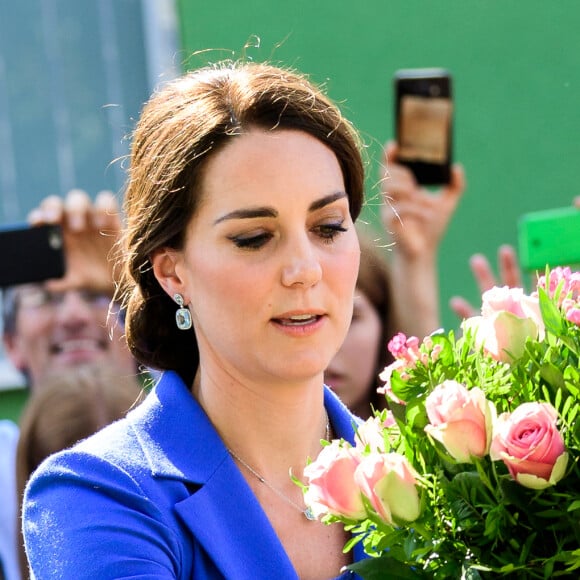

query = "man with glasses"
[2, 190, 135, 387]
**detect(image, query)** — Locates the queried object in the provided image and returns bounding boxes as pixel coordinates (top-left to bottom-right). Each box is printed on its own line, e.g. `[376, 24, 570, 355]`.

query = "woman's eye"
[230, 232, 273, 250]
[315, 222, 347, 242]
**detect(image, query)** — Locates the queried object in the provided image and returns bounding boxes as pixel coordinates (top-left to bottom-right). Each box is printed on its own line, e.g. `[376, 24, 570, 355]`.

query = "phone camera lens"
[430, 85, 441, 97]
[48, 229, 63, 250]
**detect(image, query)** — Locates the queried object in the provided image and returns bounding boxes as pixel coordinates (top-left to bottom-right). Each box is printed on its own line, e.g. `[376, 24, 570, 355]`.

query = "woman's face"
[324, 290, 382, 417]
[166, 129, 360, 386]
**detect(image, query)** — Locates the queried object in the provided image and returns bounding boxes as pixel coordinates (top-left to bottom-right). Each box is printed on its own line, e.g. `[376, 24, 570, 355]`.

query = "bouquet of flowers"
[304, 267, 580, 579]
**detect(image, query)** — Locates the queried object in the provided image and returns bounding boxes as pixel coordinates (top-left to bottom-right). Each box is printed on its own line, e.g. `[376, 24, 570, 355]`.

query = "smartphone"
[517, 206, 580, 271]
[0, 223, 65, 287]
[394, 68, 453, 185]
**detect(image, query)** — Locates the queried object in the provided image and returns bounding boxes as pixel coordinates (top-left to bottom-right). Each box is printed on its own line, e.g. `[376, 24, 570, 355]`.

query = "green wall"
[176, 0, 580, 330]
[0, 388, 27, 423]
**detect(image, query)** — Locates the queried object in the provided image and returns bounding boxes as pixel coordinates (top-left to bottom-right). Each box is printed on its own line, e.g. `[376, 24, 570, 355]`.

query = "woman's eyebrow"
[214, 191, 347, 225]
[308, 191, 347, 212]
[214, 207, 277, 224]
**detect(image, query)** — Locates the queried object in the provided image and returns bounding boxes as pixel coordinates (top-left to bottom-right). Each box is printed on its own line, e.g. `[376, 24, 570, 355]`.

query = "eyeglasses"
[16, 286, 114, 311]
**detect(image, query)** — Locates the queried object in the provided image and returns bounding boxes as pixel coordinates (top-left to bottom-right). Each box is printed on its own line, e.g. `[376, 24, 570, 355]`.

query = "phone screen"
[398, 95, 452, 164]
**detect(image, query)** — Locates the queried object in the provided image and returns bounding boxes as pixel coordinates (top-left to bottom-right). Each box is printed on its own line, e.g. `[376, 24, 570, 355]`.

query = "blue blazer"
[23, 371, 366, 579]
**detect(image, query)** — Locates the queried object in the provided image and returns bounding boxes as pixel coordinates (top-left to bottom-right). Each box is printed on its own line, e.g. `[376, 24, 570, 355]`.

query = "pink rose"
[462, 286, 544, 362]
[354, 452, 420, 525]
[490, 402, 568, 489]
[303, 440, 366, 520]
[566, 306, 580, 325]
[425, 380, 495, 463]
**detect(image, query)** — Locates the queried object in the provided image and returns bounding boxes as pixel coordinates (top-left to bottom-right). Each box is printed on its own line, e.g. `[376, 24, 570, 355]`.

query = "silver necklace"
[228, 411, 330, 522]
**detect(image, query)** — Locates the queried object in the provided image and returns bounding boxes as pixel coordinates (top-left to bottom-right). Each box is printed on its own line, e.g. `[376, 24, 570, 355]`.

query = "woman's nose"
[281, 239, 322, 288]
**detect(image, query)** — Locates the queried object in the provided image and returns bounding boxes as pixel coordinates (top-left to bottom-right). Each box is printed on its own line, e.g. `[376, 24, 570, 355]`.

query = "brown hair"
[356, 235, 398, 409]
[117, 61, 365, 385]
[16, 365, 143, 578]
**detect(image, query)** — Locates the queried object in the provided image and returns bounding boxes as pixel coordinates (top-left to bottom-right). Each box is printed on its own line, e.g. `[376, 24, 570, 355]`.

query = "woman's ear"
[151, 248, 187, 300]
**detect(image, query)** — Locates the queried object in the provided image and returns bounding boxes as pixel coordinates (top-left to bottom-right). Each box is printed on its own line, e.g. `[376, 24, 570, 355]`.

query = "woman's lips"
[271, 313, 325, 336]
[274, 314, 321, 326]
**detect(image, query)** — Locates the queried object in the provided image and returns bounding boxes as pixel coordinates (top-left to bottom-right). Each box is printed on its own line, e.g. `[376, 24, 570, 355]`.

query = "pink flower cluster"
[378, 333, 442, 404]
[424, 380, 568, 490]
[304, 414, 421, 525]
[536, 266, 580, 325]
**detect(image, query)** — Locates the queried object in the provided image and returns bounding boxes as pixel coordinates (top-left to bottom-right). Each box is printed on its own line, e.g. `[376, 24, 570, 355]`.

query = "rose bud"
[355, 412, 396, 453]
[354, 452, 420, 525]
[303, 440, 366, 520]
[462, 286, 544, 363]
[490, 402, 569, 490]
[425, 380, 495, 463]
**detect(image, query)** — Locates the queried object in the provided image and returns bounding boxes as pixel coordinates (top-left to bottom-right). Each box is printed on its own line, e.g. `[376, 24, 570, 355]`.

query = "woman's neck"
[193, 365, 327, 476]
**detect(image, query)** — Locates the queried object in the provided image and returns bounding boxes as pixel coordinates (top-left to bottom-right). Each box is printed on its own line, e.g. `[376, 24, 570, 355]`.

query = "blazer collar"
[129, 371, 360, 482]
[129, 371, 365, 577]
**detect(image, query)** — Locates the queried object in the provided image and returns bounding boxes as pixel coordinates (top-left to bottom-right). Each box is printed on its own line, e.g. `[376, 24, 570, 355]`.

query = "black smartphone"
[394, 68, 453, 185]
[0, 223, 65, 287]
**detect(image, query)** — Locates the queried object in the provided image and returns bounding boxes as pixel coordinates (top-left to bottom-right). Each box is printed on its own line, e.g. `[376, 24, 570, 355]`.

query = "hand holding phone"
[394, 68, 453, 185]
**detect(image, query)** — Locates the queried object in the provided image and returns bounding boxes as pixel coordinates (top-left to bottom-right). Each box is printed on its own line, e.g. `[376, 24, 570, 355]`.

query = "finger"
[497, 244, 523, 288]
[94, 190, 122, 230]
[28, 195, 64, 225]
[381, 164, 418, 204]
[380, 142, 417, 197]
[384, 141, 398, 163]
[27, 207, 44, 225]
[469, 253, 498, 292]
[573, 195, 580, 209]
[449, 296, 478, 320]
[381, 198, 402, 232]
[385, 199, 434, 223]
[441, 164, 466, 200]
[64, 189, 93, 231]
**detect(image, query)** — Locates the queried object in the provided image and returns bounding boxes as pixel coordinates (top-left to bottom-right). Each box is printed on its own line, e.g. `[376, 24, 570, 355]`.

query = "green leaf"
[539, 286, 564, 336]
[539, 362, 566, 391]
[347, 556, 425, 579]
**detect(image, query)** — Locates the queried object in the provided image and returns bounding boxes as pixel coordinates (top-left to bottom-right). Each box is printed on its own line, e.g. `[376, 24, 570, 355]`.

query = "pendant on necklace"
[303, 506, 317, 521]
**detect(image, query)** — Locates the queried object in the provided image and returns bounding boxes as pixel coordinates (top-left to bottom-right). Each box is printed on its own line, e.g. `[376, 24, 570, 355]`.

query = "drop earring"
[174, 293, 192, 330]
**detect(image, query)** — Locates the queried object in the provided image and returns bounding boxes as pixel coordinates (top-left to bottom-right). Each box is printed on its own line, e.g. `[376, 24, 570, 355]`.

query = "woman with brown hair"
[22, 61, 369, 579]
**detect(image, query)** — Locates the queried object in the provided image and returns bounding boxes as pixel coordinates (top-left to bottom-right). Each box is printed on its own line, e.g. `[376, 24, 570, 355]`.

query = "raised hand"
[449, 245, 522, 320]
[27, 189, 122, 294]
[379, 141, 465, 338]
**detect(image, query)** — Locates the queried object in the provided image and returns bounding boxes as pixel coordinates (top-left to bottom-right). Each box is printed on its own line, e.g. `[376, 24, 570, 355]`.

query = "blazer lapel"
[130, 373, 364, 578]
[131, 371, 298, 578]
[174, 458, 298, 579]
